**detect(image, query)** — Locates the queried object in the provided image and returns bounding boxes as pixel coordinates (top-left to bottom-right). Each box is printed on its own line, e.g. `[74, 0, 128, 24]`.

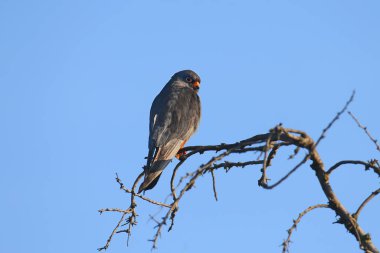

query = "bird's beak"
[193, 81, 200, 90]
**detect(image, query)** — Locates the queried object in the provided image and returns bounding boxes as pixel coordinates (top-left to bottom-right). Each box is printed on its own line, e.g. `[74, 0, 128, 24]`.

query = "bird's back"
[139, 70, 201, 193]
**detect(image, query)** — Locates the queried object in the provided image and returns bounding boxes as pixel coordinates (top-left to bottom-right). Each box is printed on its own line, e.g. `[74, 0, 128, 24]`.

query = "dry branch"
[353, 188, 380, 220]
[327, 160, 380, 177]
[348, 111, 380, 152]
[99, 91, 379, 253]
[282, 204, 329, 253]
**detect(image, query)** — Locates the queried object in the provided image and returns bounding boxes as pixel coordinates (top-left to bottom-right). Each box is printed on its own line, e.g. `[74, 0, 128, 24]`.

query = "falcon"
[138, 70, 201, 193]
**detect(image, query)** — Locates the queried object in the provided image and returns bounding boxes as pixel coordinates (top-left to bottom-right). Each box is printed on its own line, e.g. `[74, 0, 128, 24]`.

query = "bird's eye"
[185, 77, 192, 83]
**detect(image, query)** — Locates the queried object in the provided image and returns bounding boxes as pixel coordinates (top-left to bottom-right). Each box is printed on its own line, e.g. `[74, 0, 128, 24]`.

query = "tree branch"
[315, 90, 355, 146]
[353, 188, 380, 220]
[282, 204, 329, 253]
[348, 111, 380, 152]
[327, 160, 380, 176]
[99, 91, 379, 252]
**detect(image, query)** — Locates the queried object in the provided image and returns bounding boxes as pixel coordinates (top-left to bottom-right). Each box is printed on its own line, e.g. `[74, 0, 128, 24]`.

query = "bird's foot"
[176, 150, 187, 160]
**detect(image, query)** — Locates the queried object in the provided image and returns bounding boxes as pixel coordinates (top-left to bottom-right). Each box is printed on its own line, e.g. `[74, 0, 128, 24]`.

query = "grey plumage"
[138, 70, 201, 193]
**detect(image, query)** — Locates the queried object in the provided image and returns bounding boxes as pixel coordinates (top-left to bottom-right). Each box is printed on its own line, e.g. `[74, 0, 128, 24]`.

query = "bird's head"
[171, 70, 201, 92]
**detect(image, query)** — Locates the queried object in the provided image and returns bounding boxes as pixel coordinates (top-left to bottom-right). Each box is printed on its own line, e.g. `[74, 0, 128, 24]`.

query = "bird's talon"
[176, 150, 187, 159]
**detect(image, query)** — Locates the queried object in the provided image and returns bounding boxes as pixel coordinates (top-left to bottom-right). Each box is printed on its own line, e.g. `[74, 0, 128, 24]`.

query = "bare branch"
[353, 188, 380, 220]
[170, 159, 187, 201]
[99, 91, 379, 252]
[315, 90, 355, 146]
[210, 169, 218, 201]
[98, 208, 132, 214]
[260, 154, 310, 190]
[150, 150, 236, 249]
[98, 173, 145, 251]
[258, 130, 275, 187]
[180, 133, 273, 155]
[288, 146, 301, 160]
[306, 143, 378, 252]
[282, 204, 329, 253]
[212, 160, 263, 171]
[98, 212, 128, 251]
[116, 173, 171, 208]
[327, 160, 380, 176]
[150, 210, 171, 249]
[348, 111, 380, 152]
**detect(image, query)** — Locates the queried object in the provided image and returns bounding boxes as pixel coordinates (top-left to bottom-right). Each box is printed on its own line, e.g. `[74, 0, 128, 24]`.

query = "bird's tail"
[138, 160, 171, 193]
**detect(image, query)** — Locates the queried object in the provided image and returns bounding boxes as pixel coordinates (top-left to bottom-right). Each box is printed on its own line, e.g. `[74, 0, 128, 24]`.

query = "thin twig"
[116, 174, 171, 208]
[180, 133, 273, 156]
[175, 171, 197, 190]
[98, 208, 132, 214]
[212, 160, 263, 171]
[210, 169, 218, 201]
[126, 172, 144, 246]
[315, 90, 355, 147]
[98, 212, 128, 251]
[170, 159, 187, 201]
[261, 154, 310, 190]
[258, 131, 274, 187]
[288, 146, 300, 160]
[327, 160, 380, 176]
[150, 211, 171, 249]
[353, 188, 380, 220]
[150, 149, 239, 249]
[282, 204, 329, 253]
[348, 111, 380, 152]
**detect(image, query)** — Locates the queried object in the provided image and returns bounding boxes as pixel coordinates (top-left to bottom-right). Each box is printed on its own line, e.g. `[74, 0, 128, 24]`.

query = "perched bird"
[138, 70, 201, 193]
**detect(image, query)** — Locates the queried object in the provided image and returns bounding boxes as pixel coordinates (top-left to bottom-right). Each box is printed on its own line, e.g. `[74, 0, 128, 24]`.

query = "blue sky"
[1, 0, 379, 252]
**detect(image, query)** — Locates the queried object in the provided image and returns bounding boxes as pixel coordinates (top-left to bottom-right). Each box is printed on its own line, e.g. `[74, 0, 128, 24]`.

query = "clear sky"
[1, 0, 379, 252]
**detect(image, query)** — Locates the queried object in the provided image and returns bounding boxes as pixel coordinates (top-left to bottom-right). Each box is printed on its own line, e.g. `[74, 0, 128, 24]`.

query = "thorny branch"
[353, 188, 380, 220]
[315, 90, 355, 146]
[348, 111, 380, 152]
[99, 91, 379, 252]
[282, 204, 329, 253]
[327, 160, 380, 177]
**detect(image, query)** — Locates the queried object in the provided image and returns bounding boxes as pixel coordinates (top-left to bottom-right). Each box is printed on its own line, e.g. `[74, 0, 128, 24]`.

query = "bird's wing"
[139, 87, 200, 192]
[148, 87, 200, 163]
